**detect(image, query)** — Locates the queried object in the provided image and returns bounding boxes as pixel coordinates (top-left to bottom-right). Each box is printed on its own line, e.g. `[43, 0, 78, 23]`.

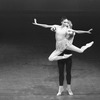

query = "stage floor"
[0, 42, 99, 100]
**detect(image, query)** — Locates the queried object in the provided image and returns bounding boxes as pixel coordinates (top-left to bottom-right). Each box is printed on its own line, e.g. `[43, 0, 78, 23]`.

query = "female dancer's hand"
[87, 28, 93, 34]
[32, 18, 38, 25]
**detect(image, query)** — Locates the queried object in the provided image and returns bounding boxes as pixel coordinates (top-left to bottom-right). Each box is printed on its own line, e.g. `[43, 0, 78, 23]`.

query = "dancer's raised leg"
[48, 50, 72, 61]
[67, 41, 94, 53]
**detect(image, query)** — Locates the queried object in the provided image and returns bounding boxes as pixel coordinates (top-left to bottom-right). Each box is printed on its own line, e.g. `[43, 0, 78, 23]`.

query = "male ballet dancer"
[57, 49, 73, 96]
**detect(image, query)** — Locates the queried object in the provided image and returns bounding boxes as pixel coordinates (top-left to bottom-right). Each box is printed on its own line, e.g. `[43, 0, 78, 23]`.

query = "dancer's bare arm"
[73, 28, 93, 34]
[32, 18, 56, 29]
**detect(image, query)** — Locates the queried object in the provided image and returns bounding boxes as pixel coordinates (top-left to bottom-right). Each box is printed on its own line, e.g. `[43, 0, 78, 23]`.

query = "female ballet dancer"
[32, 18, 94, 61]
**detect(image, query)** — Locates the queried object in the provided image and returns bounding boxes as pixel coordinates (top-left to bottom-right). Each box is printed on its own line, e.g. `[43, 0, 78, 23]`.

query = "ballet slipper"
[66, 88, 73, 96]
[57, 86, 64, 96]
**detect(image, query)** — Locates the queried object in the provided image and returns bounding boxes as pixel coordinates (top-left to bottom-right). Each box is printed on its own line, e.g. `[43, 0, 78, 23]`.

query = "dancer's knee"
[78, 49, 84, 53]
[79, 50, 84, 53]
[48, 56, 54, 61]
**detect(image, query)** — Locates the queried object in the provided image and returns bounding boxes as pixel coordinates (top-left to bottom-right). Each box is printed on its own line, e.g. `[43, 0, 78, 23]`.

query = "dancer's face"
[61, 19, 70, 27]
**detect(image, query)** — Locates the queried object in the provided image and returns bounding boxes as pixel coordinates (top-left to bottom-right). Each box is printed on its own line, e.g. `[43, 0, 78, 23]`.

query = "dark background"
[0, 0, 100, 12]
[0, 0, 100, 59]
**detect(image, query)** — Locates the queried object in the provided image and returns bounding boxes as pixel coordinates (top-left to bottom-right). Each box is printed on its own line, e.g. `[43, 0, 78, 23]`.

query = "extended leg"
[67, 41, 94, 53]
[48, 50, 72, 61]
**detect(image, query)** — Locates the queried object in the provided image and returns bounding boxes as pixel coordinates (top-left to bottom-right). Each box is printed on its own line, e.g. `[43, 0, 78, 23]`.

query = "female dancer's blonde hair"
[61, 17, 73, 28]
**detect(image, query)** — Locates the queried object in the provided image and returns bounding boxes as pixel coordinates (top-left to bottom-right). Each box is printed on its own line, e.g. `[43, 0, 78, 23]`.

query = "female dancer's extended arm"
[73, 28, 93, 34]
[32, 18, 56, 28]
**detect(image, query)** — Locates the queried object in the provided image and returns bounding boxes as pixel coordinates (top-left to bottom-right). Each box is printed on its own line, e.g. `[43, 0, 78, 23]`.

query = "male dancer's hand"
[87, 28, 93, 34]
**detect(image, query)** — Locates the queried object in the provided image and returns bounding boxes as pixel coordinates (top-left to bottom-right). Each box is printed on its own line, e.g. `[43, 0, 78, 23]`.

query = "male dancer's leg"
[65, 57, 73, 95]
[66, 57, 72, 85]
[58, 60, 65, 86]
[57, 59, 65, 96]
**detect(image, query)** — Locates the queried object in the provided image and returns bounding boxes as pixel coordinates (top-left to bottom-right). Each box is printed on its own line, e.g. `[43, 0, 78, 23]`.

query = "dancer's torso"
[55, 26, 75, 45]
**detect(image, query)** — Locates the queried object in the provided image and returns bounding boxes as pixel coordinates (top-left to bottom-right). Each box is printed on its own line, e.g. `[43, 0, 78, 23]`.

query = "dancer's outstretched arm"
[73, 28, 93, 34]
[32, 18, 56, 28]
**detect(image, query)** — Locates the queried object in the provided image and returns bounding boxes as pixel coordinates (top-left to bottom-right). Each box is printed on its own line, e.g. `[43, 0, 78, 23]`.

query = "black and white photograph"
[0, 0, 100, 100]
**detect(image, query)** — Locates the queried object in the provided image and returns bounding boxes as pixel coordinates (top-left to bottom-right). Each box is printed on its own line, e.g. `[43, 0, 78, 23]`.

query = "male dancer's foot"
[57, 86, 64, 96]
[81, 41, 94, 51]
[66, 85, 73, 96]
